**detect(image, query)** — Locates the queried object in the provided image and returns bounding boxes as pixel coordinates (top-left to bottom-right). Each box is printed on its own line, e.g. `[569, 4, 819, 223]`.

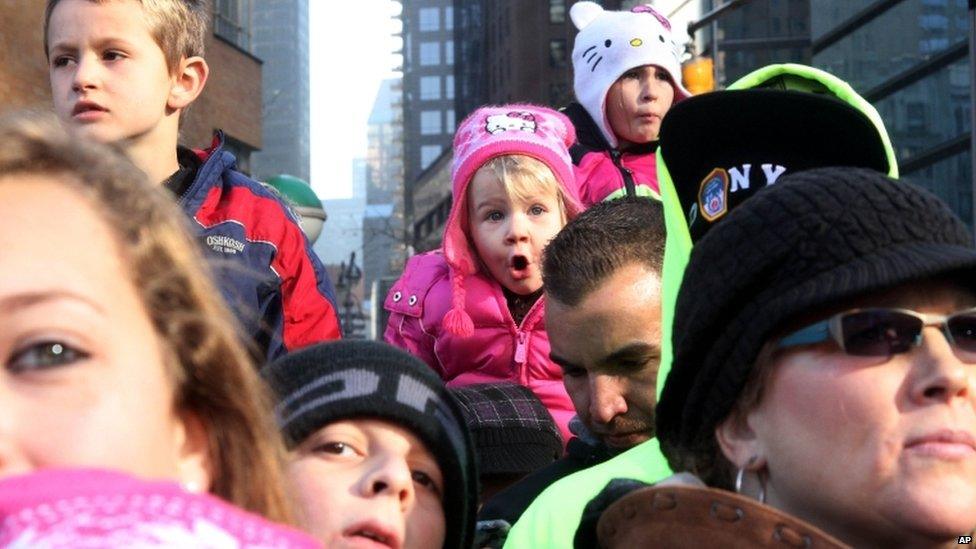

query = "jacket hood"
[726, 63, 898, 177]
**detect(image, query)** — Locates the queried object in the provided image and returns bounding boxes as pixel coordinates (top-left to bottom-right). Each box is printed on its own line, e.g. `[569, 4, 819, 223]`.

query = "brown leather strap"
[597, 486, 851, 548]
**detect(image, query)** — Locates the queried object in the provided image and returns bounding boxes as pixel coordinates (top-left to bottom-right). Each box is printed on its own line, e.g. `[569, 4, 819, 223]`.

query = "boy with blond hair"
[44, 0, 341, 359]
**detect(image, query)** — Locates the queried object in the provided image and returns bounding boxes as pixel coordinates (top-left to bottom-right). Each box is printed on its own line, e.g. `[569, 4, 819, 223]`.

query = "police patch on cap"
[698, 168, 728, 222]
[659, 89, 892, 244]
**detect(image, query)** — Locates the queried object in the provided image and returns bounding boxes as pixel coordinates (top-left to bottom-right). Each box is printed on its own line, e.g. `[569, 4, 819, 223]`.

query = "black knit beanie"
[264, 340, 478, 549]
[657, 167, 976, 456]
[449, 383, 563, 477]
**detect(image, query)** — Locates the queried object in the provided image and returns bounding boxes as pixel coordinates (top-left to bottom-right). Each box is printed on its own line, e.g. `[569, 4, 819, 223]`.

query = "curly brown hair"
[0, 113, 292, 523]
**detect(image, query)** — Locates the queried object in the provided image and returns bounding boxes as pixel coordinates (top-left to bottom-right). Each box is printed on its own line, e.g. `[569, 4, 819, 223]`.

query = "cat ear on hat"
[570, 1, 603, 30]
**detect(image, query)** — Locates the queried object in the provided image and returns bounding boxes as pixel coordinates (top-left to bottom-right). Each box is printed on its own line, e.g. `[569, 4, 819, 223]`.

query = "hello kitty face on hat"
[485, 111, 538, 134]
[570, 1, 691, 147]
[573, 3, 680, 74]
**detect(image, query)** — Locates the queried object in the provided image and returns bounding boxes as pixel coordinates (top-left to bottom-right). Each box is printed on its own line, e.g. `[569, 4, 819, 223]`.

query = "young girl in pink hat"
[385, 104, 583, 441]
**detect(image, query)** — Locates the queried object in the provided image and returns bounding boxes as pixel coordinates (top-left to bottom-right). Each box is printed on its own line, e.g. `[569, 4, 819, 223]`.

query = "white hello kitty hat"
[571, 2, 691, 148]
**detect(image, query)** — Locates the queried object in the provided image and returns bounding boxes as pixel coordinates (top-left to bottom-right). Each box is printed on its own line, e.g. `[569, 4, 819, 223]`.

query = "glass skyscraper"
[812, 0, 972, 224]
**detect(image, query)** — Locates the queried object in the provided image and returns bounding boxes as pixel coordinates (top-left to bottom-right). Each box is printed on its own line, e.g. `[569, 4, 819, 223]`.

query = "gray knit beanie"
[265, 341, 478, 549]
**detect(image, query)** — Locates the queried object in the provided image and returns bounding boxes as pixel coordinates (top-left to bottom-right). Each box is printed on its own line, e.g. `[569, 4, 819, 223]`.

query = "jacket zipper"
[512, 296, 545, 385]
[514, 331, 528, 365]
[610, 149, 636, 198]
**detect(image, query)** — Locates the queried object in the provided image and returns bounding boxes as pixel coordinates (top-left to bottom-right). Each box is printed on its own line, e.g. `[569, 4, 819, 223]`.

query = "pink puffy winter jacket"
[384, 251, 574, 442]
[563, 102, 661, 206]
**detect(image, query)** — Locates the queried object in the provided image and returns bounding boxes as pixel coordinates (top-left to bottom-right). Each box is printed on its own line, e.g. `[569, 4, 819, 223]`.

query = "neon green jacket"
[504, 64, 898, 549]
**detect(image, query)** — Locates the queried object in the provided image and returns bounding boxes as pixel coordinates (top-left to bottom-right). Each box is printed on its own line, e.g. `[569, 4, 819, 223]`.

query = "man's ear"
[174, 409, 212, 493]
[168, 56, 209, 111]
[715, 410, 766, 471]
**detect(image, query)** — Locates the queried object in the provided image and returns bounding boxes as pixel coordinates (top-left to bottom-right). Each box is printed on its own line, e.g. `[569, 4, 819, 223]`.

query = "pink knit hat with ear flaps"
[443, 104, 583, 337]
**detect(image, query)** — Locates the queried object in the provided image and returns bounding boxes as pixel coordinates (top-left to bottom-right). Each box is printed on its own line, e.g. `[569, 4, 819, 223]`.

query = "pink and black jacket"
[563, 102, 660, 206]
[384, 251, 574, 441]
[181, 133, 341, 360]
[384, 105, 586, 442]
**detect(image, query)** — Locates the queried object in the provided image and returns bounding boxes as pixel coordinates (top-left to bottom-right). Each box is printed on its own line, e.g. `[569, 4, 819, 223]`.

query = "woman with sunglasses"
[652, 166, 976, 547]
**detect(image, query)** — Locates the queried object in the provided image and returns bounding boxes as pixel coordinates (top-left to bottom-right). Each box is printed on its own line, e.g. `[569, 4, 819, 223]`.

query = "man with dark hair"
[478, 196, 666, 529]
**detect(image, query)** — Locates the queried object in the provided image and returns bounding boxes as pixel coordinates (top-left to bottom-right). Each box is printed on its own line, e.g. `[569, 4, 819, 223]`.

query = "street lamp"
[264, 174, 327, 243]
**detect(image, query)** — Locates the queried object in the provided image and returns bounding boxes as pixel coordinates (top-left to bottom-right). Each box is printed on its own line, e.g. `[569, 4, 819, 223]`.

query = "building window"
[550, 0, 566, 23]
[549, 39, 568, 68]
[419, 7, 440, 31]
[446, 110, 456, 133]
[419, 42, 440, 66]
[214, 0, 252, 51]
[445, 75, 455, 100]
[548, 82, 570, 107]
[445, 6, 454, 31]
[420, 145, 442, 170]
[874, 59, 969, 154]
[445, 41, 454, 65]
[420, 76, 441, 100]
[222, 134, 255, 176]
[421, 111, 442, 135]
[905, 102, 927, 132]
[904, 151, 972, 224]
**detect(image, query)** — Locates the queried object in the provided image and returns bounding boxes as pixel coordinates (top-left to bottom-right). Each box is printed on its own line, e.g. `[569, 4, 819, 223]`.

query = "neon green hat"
[656, 63, 899, 400]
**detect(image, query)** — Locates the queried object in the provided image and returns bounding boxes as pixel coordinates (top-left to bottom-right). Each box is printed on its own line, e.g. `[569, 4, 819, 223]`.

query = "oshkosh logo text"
[206, 235, 245, 254]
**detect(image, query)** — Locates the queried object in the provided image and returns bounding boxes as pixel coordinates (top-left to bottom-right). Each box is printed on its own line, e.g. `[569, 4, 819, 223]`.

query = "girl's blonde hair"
[475, 154, 570, 221]
[0, 113, 292, 523]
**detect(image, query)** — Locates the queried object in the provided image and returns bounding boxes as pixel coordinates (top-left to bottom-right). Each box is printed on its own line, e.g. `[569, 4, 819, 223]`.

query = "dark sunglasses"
[777, 307, 976, 356]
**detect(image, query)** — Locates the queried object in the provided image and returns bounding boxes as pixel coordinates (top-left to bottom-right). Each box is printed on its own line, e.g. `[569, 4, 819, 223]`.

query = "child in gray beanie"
[265, 340, 478, 549]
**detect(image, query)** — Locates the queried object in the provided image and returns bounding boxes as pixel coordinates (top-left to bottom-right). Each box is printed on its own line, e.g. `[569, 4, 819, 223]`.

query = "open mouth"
[72, 101, 107, 116]
[344, 523, 399, 548]
[511, 255, 528, 271]
[349, 529, 393, 548]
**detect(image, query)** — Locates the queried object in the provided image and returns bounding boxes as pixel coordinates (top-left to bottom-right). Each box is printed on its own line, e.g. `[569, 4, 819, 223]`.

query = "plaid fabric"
[450, 383, 564, 476]
[452, 383, 561, 433]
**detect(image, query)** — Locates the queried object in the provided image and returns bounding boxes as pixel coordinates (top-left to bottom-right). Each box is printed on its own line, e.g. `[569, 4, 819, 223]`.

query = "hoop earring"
[735, 457, 767, 504]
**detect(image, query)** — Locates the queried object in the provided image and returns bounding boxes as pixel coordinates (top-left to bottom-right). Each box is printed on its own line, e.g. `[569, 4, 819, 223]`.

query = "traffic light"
[683, 55, 715, 95]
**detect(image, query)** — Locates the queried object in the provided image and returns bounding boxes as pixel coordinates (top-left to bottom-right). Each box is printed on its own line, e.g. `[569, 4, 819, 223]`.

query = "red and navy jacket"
[179, 133, 341, 360]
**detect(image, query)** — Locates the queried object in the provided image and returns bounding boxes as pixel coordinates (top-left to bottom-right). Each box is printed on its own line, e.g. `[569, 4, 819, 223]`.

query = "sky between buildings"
[309, 1, 402, 200]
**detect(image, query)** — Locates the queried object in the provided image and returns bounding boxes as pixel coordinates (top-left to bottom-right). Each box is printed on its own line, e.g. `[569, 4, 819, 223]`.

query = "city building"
[315, 158, 367, 267]
[399, 0, 456, 218]
[812, 0, 973, 226]
[454, 0, 629, 120]
[367, 79, 404, 206]
[318, 160, 370, 339]
[0, 0, 263, 169]
[1, 2, 49, 110]
[410, 148, 453, 253]
[250, 0, 311, 183]
[363, 79, 404, 339]
[691, 0, 810, 85]
[363, 204, 397, 338]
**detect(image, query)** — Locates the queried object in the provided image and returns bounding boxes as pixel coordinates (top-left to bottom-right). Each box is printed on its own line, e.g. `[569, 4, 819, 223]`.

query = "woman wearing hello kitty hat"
[384, 104, 583, 442]
[564, 2, 691, 206]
